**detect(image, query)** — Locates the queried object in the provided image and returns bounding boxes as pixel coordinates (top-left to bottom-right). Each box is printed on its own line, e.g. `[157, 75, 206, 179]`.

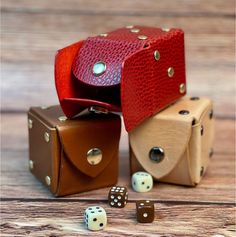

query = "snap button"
[179, 110, 189, 115]
[149, 147, 165, 163]
[138, 35, 148, 40]
[179, 83, 186, 94]
[167, 67, 174, 77]
[28, 119, 33, 129]
[154, 50, 160, 61]
[93, 61, 106, 76]
[29, 160, 34, 170]
[45, 176, 51, 186]
[87, 148, 102, 165]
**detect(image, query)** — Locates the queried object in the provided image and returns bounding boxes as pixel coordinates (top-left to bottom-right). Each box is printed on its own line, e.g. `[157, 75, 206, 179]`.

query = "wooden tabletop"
[1, 1, 235, 236]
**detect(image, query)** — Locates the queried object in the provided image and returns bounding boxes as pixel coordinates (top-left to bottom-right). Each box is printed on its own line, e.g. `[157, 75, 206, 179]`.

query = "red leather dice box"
[55, 25, 186, 131]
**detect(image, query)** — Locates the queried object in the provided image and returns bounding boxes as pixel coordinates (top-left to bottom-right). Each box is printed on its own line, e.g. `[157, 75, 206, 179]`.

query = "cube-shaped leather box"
[28, 105, 121, 196]
[129, 96, 214, 186]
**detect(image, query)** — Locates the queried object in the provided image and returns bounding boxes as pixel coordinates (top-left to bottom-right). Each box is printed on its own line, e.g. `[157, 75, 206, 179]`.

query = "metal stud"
[179, 110, 190, 115]
[190, 97, 200, 101]
[44, 132, 50, 142]
[209, 148, 214, 158]
[126, 25, 134, 29]
[149, 147, 165, 163]
[154, 50, 160, 61]
[29, 160, 34, 170]
[28, 119, 33, 129]
[87, 148, 102, 165]
[179, 83, 186, 94]
[167, 67, 174, 77]
[209, 109, 213, 119]
[41, 106, 50, 110]
[93, 61, 106, 76]
[58, 116, 67, 122]
[138, 35, 148, 40]
[162, 28, 170, 32]
[130, 28, 140, 33]
[100, 33, 108, 37]
[45, 176, 51, 186]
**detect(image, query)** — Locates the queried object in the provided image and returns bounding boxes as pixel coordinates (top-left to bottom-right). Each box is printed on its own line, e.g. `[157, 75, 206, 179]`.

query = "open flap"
[129, 104, 193, 179]
[56, 115, 121, 178]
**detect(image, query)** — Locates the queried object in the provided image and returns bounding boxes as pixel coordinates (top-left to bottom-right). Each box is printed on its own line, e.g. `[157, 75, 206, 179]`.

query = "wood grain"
[1, 201, 235, 237]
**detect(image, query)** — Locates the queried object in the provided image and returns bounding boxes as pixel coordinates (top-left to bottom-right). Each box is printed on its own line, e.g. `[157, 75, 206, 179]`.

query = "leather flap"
[56, 115, 121, 178]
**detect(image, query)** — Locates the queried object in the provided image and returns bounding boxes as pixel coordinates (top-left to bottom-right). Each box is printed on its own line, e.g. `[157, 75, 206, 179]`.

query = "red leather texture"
[55, 26, 186, 131]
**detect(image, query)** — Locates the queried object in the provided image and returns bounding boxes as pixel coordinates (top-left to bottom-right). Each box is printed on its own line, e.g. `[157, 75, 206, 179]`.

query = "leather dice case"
[28, 105, 121, 196]
[55, 26, 186, 131]
[129, 97, 214, 186]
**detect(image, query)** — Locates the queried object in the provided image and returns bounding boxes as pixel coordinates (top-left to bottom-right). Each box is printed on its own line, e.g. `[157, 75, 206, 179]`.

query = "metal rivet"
[179, 83, 186, 94]
[201, 125, 204, 136]
[149, 147, 165, 163]
[100, 33, 108, 37]
[209, 109, 213, 119]
[138, 35, 148, 40]
[28, 119, 33, 129]
[45, 176, 51, 186]
[29, 160, 34, 170]
[209, 148, 214, 158]
[93, 61, 106, 76]
[154, 50, 160, 61]
[44, 132, 50, 142]
[200, 167, 204, 176]
[87, 148, 102, 165]
[162, 28, 170, 32]
[41, 106, 50, 110]
[190, 97, 200, 101]
[89, 106, 109, 114]
[58, 116, 67, 122]
[130, 28, 140, 33]
[179, 110, 190, 115]
[167, 67, 174, 77]
[126, 25, 134, 29]
[143, 213, 148, 218]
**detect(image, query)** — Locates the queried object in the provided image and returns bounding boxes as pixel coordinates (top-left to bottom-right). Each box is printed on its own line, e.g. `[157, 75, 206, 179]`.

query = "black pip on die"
[136, 200, 155, 223]
[84, 206, 107, 231]
[108, 186, 128, 208]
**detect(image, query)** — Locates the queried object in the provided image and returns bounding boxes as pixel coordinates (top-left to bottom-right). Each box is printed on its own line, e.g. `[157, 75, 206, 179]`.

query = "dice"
[136, 200, 155, 223]
[108, 186, 128, 208]
[84, 206, 107, 231]
[131, 171, 153, 192]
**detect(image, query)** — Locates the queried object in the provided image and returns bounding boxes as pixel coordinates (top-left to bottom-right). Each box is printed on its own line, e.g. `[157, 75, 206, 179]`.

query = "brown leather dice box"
[129, 96, 214, 186]
[27, 105, 121, 196]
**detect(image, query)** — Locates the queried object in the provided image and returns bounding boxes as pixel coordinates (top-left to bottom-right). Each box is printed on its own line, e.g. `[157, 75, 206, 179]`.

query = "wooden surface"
[1, 0, 235, 236]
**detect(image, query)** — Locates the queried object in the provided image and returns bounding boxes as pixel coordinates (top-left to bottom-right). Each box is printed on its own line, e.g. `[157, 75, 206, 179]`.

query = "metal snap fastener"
[179, 83, 186, 94]
[93, 61, 106, 76]
[44, 132, 50, 142]
[201, 125, 204, 136]
[28, 119, 33, 129]
[167, 67, 174, 77]
[154, 50, 160, 61]
[162, 28, 170, 32]
[41, 106, 50, 110]
[130, 28, 140, 33]
[200, 167, 204, 176]
[45, 176, 51, 186]
[138, 35, 148, 40]
[149, 147, 165, 163]
[209, 109, 213, 119]
[58, 116, 67, 122]
[87, 148, 102, 165]
[179, 110, 190, 115]
[126, 25, 134, 29]
[29, 160, 34, 170]
[190, 97, 200, 101]
[100, 33, 108, 37]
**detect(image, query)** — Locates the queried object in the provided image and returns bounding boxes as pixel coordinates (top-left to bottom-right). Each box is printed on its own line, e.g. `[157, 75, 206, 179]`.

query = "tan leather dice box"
[28, 105, 121, 196]
[129, 96, 214, 186]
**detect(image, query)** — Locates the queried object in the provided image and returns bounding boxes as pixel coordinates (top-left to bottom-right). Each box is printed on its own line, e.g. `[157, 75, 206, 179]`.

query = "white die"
[131, 171, 153, 192]
[84, 206, 107, 231]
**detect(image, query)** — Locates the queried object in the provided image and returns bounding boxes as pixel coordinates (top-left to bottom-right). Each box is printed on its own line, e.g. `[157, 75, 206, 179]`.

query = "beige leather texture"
[129, 96, 214, 186]
[28, 105, 121, 196]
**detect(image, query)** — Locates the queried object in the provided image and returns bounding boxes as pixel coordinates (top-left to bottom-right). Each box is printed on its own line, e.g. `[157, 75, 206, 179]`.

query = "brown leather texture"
[28, 105, 121, 196]
[129, 96, 214, 186]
